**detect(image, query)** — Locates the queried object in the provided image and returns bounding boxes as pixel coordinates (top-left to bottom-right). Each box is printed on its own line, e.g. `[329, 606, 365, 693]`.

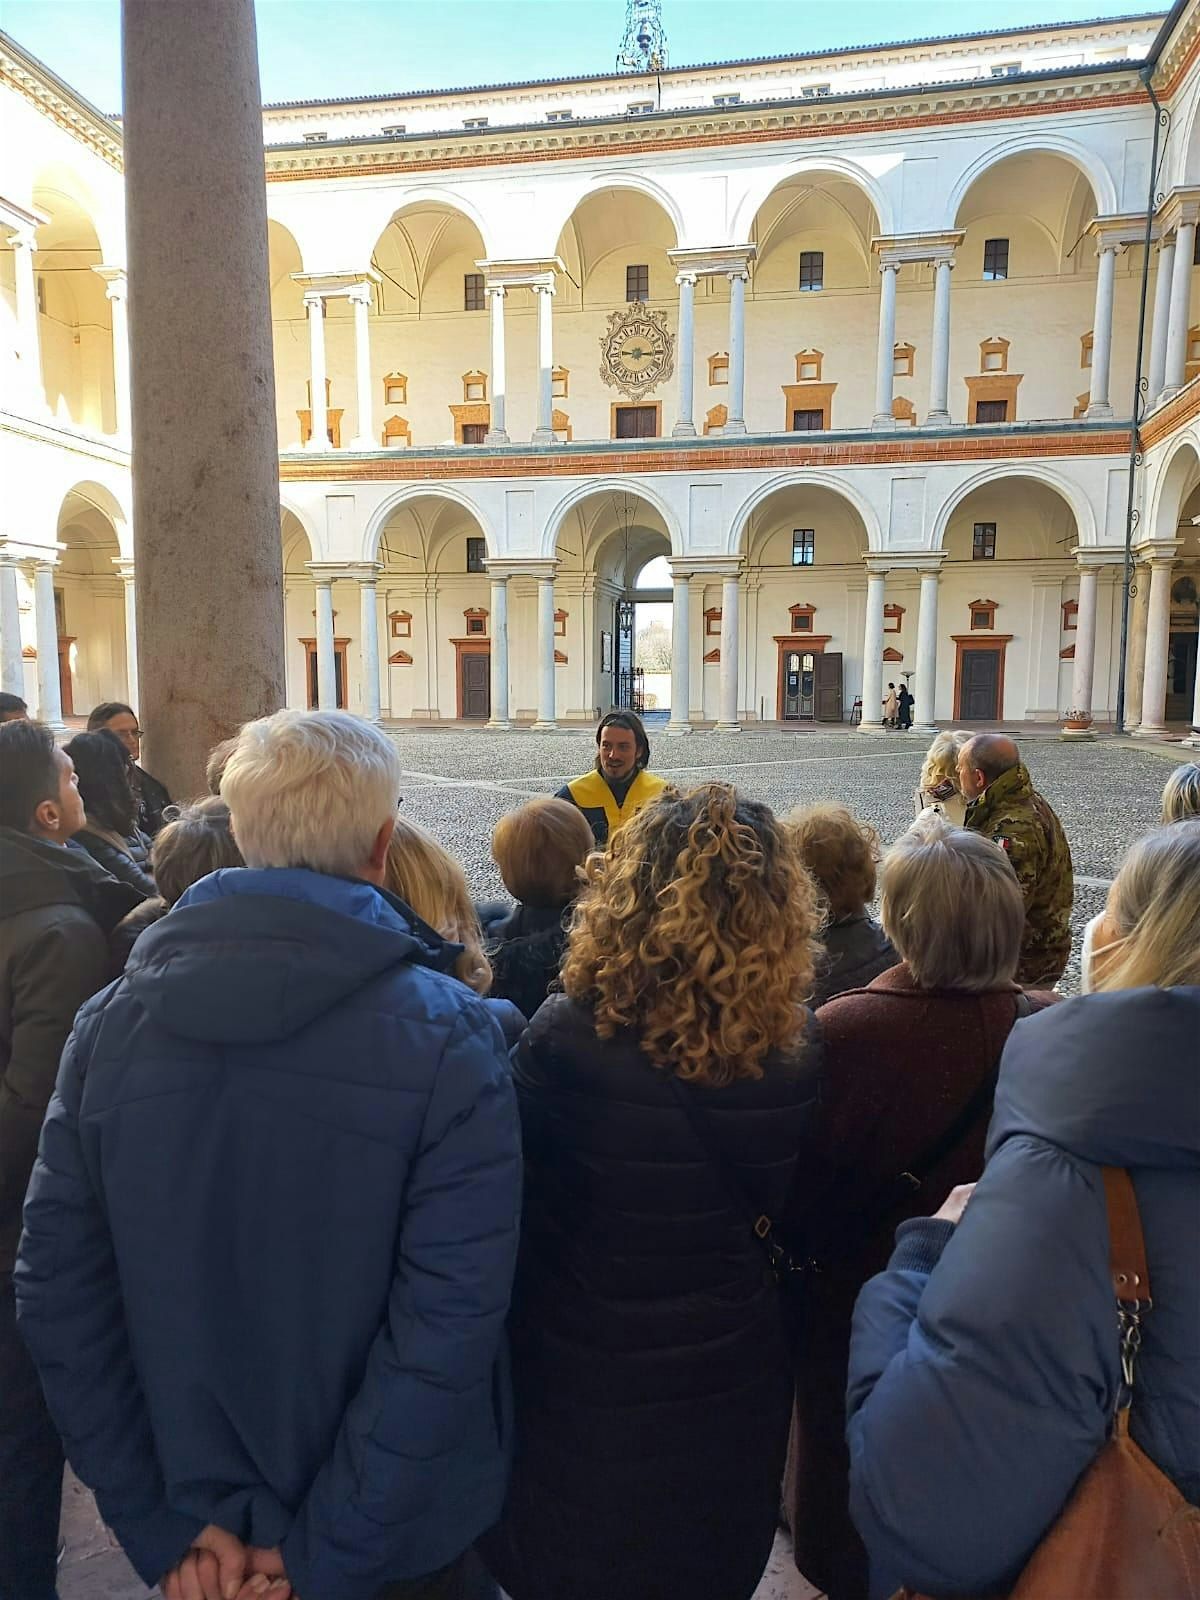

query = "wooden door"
[960, 649, 1001, 720]
[460, 650, 491, 720]
[815, 651, 843, 722]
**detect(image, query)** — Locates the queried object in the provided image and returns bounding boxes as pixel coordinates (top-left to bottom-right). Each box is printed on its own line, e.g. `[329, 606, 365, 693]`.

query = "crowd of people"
[0, 695, 1197, 1600]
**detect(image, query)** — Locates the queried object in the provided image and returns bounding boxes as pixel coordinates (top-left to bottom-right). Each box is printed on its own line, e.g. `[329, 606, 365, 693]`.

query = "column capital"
[344, 560, 382, 583]
[112, 556, 137, 582]
[1085, 214, 1159, 252]
[1, 538, 62, 565]
[667, 244, 756, 279]
[345, 281, 374, 307]
[1132, 538, 1181, 565]
[674, 269, 698, 288]
[1157, 187, 1200, 233]
[485, 282, 508, 300]
[302, 290, 326, 313]
[1073, 545, 1126, 571]
[305, 561, 340, 584]
[683, 555, 742, 579]
[885, 551, 947, 575]
[666, 558, 694, 581]
[490, 558, 557, 582]
[475, 257, 564, 290]
[0, 197, 48, 247]
[93, 263, 128, 300]
[872, 231, 964, 267]
[864, 558, 892, 578]
[292, 269, 381, 302]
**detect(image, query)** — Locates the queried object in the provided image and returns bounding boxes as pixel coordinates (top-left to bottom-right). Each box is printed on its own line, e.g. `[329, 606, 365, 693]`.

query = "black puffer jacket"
[811, 914, 899, 1008]
[485, 994, 822, 1600]
[132, 765, 172, 836]
[482, 902, 571, 1021]
[73, 824, 155, 899]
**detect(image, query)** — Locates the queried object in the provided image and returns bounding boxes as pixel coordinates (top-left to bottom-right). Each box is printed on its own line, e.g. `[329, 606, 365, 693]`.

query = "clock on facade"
[599, 302, 676, 400]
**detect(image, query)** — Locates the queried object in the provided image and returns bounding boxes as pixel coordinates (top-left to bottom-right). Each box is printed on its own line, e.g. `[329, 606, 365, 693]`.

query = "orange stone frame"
[704, 607, 722, 636]
[951, 633, 1014, 720]
[704, 404, 727, 434]
[773, 634, 832, 720]
[884, 603, 905, 634]
[965, 373, 1022, 423]
[610, 401, 662, 438]
[449, 402, 491, 441]
[782, 382, 836, 430]
[299, 637, 350, 708]
[382, 415, 411, 446]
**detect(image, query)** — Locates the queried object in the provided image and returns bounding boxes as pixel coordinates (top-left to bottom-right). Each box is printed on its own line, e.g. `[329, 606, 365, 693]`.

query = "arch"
[931, 463, 1096, 550]
[731, 156, 894, 245]
[57, 480, 130, 554]
[280, 495, 320, 560]
[729, 472, 883, 555]
[542, 172, 686, 253]
[543, 477, 683, 559]
[356, 185, 497, 270]
[362, 483, 493, 563]
[32, 161, 122, 263]
[945, 135, 1117, 229]
[1146, 436, 1200, 545]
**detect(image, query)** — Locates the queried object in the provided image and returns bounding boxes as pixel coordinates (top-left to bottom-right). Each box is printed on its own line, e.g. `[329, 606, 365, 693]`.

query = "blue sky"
[3, 0, 1162, 115]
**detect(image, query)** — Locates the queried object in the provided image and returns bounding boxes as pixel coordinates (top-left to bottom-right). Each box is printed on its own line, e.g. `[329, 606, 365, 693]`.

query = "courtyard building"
[4, 4, 1200, 741]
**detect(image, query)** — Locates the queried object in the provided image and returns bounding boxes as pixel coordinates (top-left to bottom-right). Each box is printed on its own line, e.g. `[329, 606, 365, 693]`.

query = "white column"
[1134, 559, 1175, 736]
[115, 557, 138, 703]
[873, 262, 899, 429]
[1064, 565, 1100, 734]
[926, 257, 953, 425]
[32, 560, 65, 732]
[314, 575, 336, 708]
[1124, 562, 1151, 732]
[716, 573, 741, 731]
[532, 572, 557, 728]
[723, 271, 748, 435]
[666, 570, 691, 733]
[673, 272, 697, 438]
[531, 283, 556, 444]
[486, 285, 509, 444]
[487, 572, 511, 728]
[913, 569, 940, 732]
[1147, 237, 1176, 405]
[8, 226, 43, 410]
[305, 293, 329, 450]
[93, 267, 131, 438]
[1086, 245, 1118, 420]
[359, 570, 381, 722]
[349, 285, 374, 450]
[1162, 219, 1196, 399]
[0, 556, 23, 696]
[859, 568, 888, 733]
[1186, 604, 1200, 747]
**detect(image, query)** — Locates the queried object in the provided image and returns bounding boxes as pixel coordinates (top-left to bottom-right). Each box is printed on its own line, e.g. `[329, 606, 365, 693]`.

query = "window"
[713, 92, 741, 107]
[626, 263, 649, 302]
[466, 537, 487, 572]
[705, 608, 722, 637]
[546, 109, 573, 122]
[801, 83, 831, 98]
[798, 250, 824, 292]
[462, 371, 487, 401]
[791, 409, 824, 432]
[466, 614, 487, 636]
[893, 342, 915, 377]
[990, 62, 1021, 77]
[461, 423, 488, 445]
[972, 523, 997, 561]
[797, 357, 820, 381]
[390, 611, 412, 638]
[463, 116, 488, 129]
[975, 400, 1009, 423]
[792, 529, 815, 567]
[627, 100, 654, 114]
[381, 124, 406, 136]
[463, 273, 484, 311]
[970, 600, 999, 631]
[983, 238, 1009, 280]
[614, 405, 658, 438]
[383, 373, 407, 405]
[552, 367, 569, 399]
[792, 612, 813, 631]
[972, 609, 992, 630]
[708, 353, 729, 385]
[303, 131, 328, 143]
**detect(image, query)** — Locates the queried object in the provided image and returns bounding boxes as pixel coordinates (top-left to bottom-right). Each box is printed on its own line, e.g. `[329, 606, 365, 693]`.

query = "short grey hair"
[221, 710, 400, 879]
[881, 811, 1024, 991]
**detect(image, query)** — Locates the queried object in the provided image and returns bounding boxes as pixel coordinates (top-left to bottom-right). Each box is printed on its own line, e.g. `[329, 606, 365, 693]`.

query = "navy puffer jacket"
[845, 986, 1200, 1600]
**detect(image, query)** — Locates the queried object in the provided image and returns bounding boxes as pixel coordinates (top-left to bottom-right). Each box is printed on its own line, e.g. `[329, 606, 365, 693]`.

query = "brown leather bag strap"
[1101, 1167, 1151, 1305]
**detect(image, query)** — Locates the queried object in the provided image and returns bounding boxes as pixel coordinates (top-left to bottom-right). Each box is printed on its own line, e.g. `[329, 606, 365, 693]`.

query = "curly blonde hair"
[919, 730, 970, 794]
[385, 817, 492, 995]
[785, 801, 880, 920]
[560, 783, 821, 1086]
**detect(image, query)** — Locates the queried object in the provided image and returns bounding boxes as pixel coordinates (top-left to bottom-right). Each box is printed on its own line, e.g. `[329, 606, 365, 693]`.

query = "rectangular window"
[792, 529, 815, 566]
[791, 409, 824, 431]
[975, 400, 1009, 424]
[546, 109, 573, 122]
[303, 131, 328, 143]
[461, 424, 488, 446]
[972, 608, 993, 630]
[463, 116, 488, 129]
[627, 100, 654, 114]
[614, 405, 658, 438]
[713, 92, 741, 107]
[798, 250, 824, 291]
[801, 83, 831, 98]
[466, 537, 488, 571]
[972, 523, 997, 561]
[626, 263, 649, 302]
[793, 612, 813, 631]
[381, 124, 406, 136]
[463, 273, 484, 311]
[983, 238, 1009, 280]
[990, 62, 1021, 78]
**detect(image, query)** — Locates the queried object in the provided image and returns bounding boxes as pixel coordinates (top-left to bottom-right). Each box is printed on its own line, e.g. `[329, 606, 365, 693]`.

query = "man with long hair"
[555, 709, 667, 845]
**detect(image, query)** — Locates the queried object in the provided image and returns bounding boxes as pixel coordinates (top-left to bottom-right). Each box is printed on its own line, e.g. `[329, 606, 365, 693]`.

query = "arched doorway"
[56, 485, 126, 716]
[32, 179, 115, 433]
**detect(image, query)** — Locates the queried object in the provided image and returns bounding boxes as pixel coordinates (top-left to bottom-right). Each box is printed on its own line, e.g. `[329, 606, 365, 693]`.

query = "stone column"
[716, 573, 741, 732]
[1162, 219, 1196, 399]
[8, 225, 43, 410]
[531, 283, 556, 444]
[1123, 561, 1151, 732]
[122, 0, 285, 795]
[358, 567, 381, 721]
[532, 571, 557, 729]
[1185, 604, 1200, 748]
[348, 284, 374, 450]
[1147, 237, 1176, 405]
[31, 560, 65, 732]
[724, 271, 748, 435]
[873, 262, 899, 429]
[1085, 246, 1118, 419]
[672, 272, 697, 437]
[304, 292, 329, 449]
[926, 257, 953, 425]
[487, 571, 511, 728]
[94, 267, 131, 437]
[913, 568, 940, 732]
[114, 557, 138, 702]
[1064, 564, 1100, 735]
[666, 567, 691, 733]
[859, 568, 888, 733]
[486, 285, 509, 444]
[0, 555, 24, 695]
[311, 572, 336, 709]
[1134, 559, 1175, 737]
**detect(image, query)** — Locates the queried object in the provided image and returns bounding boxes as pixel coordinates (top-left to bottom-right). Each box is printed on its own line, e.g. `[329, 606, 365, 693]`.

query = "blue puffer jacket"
[846, 986, 1200, 1600]
[15, 868, 522, 1600]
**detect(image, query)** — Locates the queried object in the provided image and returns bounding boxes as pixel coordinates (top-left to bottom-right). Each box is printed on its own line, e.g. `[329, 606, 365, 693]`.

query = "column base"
[484, 429, 510, 445]
[719, 420, 747, 436]
[530, 718, 559, 732]
[1181, 730, 1200, 749]
[857, 719, 889, 734]
[486, 717, 513, 731]
[1084, 402, 1113, 421]
[912, 721, 938, 735]
[530, 428, 556, 445]
[664, 719, 693, 735]
[350, 436, 375, 452]
[671, 421, 698, 439]
[923, 409, 951, 427]
[1159, 384, 1181, 404]
[1132, 723, 1168, 739]
[41, 717, 69, 737]
[714, 720, 742, 733]
[1060, 725, 1098, 741]
[304, 440, 331, 454]
[871, 413, 897, 432]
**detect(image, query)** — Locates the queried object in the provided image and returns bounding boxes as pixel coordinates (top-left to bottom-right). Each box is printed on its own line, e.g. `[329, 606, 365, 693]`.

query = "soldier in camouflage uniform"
[958, 734, 1073, 987]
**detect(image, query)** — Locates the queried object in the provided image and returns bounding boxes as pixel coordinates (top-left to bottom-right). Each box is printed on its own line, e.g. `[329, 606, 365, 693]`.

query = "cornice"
[0, 40, 123, 170]
[1141, 372, 1200, 448]
[1154, 4, 1200, 99]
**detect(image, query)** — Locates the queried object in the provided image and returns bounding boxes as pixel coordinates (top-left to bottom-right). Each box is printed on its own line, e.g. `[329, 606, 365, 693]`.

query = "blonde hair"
[785, 802, 879, 919]
[920, 730, 970, 794]
[881, 812, 1024, 991]
[1092, 820, 1200, 992]
[492, 797, 594, 908]
[205, 736, 240, 795]
[151, 797, 243, 905]
[221, 710, 399, 879]
[1162, 763, 1200, 824]
[561, 783, 821, 1087]
[385, 817, 491, 994]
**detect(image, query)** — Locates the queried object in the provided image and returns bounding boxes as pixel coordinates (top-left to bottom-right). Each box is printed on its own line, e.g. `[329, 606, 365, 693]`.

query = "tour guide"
[557, 711, 667, 846]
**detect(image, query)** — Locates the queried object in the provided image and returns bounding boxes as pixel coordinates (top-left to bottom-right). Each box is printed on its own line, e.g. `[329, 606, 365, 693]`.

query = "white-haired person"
[914, 729, 970, 825]
[16, 710, 520, 1600]
[844, 819, 1200, 1600]
[1162, 760, 1200, 823]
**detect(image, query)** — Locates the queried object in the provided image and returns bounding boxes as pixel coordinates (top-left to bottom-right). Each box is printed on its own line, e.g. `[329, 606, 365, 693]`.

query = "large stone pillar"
[31, 559, 65, 733]
[1134, 556, 1176, 737]
[532, 283, 556, 444]
[716, 572, 741, 732]
[304, 292, 329, 450]
[724, 271, 748, 435]
[1085, 245, 1118, 420]
[913, 567, 940, 732]
[486, 285, 509, 444]
[873, 262, 899, 429]
[666, 566, 691, 733]
[1162, 216, 1196, 400]
[1147, 237, 1176, 406]
[114, 557, 138, 703]
[859, 568, 888, 733]
[0, 554, 24, 695]
[94, 266, 131, 437]
[1064, 563, 1100, 736]
[926, 257, 953, 426]
[349, 284, 375, 450]
[673, 272, 697, 437]
[122, 0, 284, 795]
[358, 566, 381, 721]
[487, 570, 511, 728]
[532, 571, 558, 729]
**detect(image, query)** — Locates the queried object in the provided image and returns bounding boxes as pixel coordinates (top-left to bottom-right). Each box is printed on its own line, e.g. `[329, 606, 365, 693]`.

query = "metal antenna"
[616, 0, 668, 74]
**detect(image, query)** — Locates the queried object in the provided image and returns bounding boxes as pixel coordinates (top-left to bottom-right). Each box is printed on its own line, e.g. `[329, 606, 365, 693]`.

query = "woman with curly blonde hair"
[484, 784, 823, 1600]
[915, 729, 970, 824]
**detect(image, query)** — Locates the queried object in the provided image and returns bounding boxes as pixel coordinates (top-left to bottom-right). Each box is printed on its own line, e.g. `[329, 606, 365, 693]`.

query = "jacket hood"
[123, 867, 462, 1045]
[988, 986, 1200, 1171]
[0, 826, 140, 931]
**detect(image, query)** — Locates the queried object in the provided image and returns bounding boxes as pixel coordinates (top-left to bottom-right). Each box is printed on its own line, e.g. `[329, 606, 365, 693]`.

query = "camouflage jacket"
[964, 763, 1074, 987]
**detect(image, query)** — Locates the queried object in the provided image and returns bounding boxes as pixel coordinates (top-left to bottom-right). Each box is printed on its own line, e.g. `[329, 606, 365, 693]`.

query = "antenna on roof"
[616, 0, 668, 74]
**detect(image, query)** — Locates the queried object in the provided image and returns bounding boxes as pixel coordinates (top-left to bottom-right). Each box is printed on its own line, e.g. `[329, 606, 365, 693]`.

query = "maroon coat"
[783, 963, 1056, 1600]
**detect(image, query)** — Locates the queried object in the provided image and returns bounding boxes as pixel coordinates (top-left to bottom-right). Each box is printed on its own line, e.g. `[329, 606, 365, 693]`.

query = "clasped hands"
[161, 1522, 294, 1600]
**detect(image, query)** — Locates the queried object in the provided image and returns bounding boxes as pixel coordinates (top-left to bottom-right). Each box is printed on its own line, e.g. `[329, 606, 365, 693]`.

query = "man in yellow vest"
[556, 711, 668, 847]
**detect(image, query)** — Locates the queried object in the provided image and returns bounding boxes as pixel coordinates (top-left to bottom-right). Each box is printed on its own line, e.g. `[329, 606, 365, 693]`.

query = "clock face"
[600, 305, 676, 399]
